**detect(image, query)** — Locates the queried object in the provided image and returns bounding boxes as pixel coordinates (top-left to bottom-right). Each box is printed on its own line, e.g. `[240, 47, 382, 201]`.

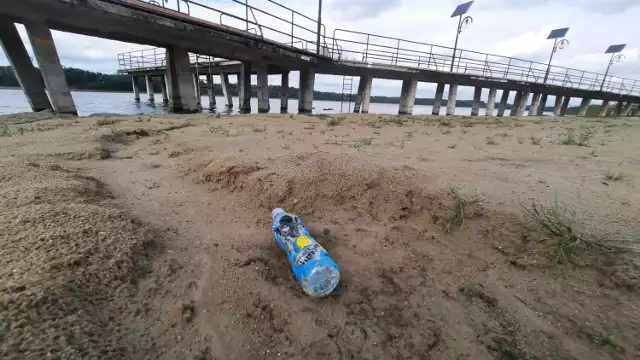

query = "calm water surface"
[0, 88, 549, 117]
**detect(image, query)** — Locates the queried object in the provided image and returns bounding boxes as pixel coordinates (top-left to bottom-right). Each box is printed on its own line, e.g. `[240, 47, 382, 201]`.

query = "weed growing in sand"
[1, 123, 11, 137]
[440, 119, 455, 128]
[208, 125, 229, 136]
[498, 132, 512, 138]
[460, 119, 473, 128]
[404, 130, 414, 138]
[279, 144, 290, 150]
[448, 143, 458, 149]
[326, 116, 344, 127]
[594, 328, 616, 346]
[529, 136, 542, 145]
[417, 155, 429, 162]
[590, 149, 598, 157]
[603, 170, 625, 181]
[485, 137, 498, 145]
[559, 129, 592, 147]
[441, 128, 453, 135]
[442, 187, 480, 233]
[96, 117, 119, 127]
[460, 128, 470, 134]
[388, 117, 405, 126]
[252, 125, 267, 133]
[359, 137, 373, 146]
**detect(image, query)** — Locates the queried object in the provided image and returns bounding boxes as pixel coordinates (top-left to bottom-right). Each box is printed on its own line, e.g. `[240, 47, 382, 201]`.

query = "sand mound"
[193, 152, 445, 222]
[0, 160, 158, 360]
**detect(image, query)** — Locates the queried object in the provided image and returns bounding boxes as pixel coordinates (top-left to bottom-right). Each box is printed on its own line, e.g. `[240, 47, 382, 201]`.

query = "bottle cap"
[272, 208, 286, 221]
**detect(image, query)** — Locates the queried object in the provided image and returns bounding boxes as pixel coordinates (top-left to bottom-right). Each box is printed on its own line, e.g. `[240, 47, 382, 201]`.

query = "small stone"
[323, 228, 330, 237]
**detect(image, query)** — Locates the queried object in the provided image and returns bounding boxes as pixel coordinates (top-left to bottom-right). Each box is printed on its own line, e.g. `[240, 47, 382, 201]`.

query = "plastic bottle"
[271, 208, 340, 297]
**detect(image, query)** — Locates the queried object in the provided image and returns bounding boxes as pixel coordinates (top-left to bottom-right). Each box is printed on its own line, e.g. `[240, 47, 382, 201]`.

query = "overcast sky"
[1, 0, 639, 103]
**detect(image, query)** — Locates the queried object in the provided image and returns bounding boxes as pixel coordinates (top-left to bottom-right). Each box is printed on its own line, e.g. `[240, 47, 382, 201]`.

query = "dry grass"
[485, 137, 498, 145]
[603, 170, 625, 181]
[442, 187, 480, 233]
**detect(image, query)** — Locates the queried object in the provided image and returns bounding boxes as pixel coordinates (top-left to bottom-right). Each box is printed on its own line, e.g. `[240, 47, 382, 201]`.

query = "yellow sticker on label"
[296, 236, 312, 250]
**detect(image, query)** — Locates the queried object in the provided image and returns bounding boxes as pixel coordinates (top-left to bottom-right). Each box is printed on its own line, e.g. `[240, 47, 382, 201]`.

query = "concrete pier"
[298, 69, 315, 114]
[145, 75, 155, 103]
[160, 76, 169, 104]
[0, 21, 51, 112]
[353, 77, 366, 113]
[280, 72, 289, 113]
[598, 100, 610, 117]
[553, 96, 563, 116]
[509, 91, 522, 116]
[193, 73, 202, 108]
[471, 86, 482, 116]
[497, 90, 510, 117]
[432, 83, 445, 115]
[485, 88, 497, 116]
[622, 101, 633, 116]
[515, 90, 530, 116]
[529, 93, 541, 116]
[446, 84, 458, 116]
[398, 79, 418, 115]
[537, 94, 548, 116]
[257, 65, 270, 113]
[238, 62, 251, 114]
[220, 73, 233, 110]
[165, 46, 198, 113]
[206, 73, 216, 112]
[132, 77, 140, 102]
[559, 96, 571, 117]
[353, 76, 372, 113]
[577, 98, 591, 117]
[614, 101, 623, 117]
[25, 22, 77, 115]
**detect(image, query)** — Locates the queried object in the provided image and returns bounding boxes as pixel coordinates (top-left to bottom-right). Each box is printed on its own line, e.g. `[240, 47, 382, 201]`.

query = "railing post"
[291, 12, 294, 46]
[417, 56, 421, 68]
[395, 39, 400, 65]
[505, 58, 512, 78]
[578, 72, 584, 88]
[526, 62, 533, 82]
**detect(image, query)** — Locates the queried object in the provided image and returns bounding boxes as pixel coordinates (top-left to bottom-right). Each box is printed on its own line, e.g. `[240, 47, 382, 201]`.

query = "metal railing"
[117, 48, 221, 71]
[118, 0, 640, 96]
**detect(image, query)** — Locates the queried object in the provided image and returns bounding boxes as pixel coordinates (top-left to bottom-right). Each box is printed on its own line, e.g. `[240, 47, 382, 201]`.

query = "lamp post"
[316, 0, 323, 55]
[450, 1, 474, 72]
[600, 44, 626, 92]
[543, 27, 569, 84]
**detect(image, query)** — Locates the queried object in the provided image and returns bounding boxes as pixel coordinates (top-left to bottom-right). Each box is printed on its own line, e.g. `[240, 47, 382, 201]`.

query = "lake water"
[0, 88, 549, 117]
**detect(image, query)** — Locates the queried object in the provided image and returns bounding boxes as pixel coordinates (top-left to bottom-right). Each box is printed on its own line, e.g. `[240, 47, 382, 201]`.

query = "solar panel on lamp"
[451, 1, 474, 17]
[547, 27, 569, 39]
[605, 44, 626, 54]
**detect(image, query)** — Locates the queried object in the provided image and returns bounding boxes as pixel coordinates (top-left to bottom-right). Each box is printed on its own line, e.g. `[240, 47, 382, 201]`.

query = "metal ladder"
[340, 76, 354, 113]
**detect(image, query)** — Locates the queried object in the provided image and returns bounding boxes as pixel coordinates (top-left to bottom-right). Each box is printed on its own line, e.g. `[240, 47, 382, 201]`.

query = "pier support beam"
[25, 22, 77, 115]
[485, 88, 497, 117]
[160, 76, 169, 104]
[529, 93, 541, 116]
[614, 101, 623, 117]
[446, 84, 458, 116]
[145, 75, 155, 103]
[220, 73, 233, 110]
[559, 96, 571, 117]
[165, 46, 198, 113]
[206, 73, 216, 112]
[577, 98, 591, 117]
[0, 21, 51, 112]
[432, 83, 445, 115]
[598, 100, 610, 117]
[298, 69, 315, 114]
[257, 65, 270, 113]
[515, 90, 530, 117]
[471, 86, 482, 116]
[238, 62, 251, 114]
[553, 96, 563, 116]
[497, 90, 510, 117]
[622, 102, 633, 117]
[398, 79, 418, 115]
[537, 94, 548, 116]
[280, 71, 289, 113]
[193, 73, 202, 108]
[132, 77, 140, 102]
[353, 76, 373, 114]
[510, 91, 522, 116]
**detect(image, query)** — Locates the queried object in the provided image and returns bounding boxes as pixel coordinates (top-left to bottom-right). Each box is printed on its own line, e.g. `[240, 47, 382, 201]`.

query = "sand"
[1, 111, 639, 359]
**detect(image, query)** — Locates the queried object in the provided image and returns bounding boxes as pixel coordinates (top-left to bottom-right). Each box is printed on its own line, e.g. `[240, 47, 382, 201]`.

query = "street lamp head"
[605, 44, 626, 54]
[459, 16, 474, 33]
[451, 1, 474, 17]
[554, 39, 569, 52]
[612, 54, 626, 63]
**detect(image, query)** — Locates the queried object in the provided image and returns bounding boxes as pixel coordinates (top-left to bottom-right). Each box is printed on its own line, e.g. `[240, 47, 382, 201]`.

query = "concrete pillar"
[515, 90, 530, 117]
[398, 79, 418, 115]
[529, 93, 541, 116]
[353, 77, 366, 113]
[471, 86, 482, 116]
[131, 77, 140, 102]
[165, 46, 198, 113]
[446, 84, 458, 116]
[25, 22, 77, 115]
[485, 88, 497, 116]
[614, 101, 623, 117]
[510, 91, 522, 116]
[559, 96, 571, 117]
[432, 83, 445, 115]
[160, 75, 169, 104]
[497, 90, 510, 117]
[193, 73, 202, 108]
[553, 96, 564, 116]
[206, 73, 216, 112]
[622, 102, 633, 117]
[280, 71, 289, 113]
[537, 94, 548, 116]
[298, 68, 315, 114]
[220, 73, 233, 110]
[360, 76, 373, 114]
[598, 100, 610, 117]
[238, 62, 251, 114]
[0, 21, 51, 112]
[145, 75, 155, 103]
[577, 98, 591, 117]
[256, 65, 269, 113]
